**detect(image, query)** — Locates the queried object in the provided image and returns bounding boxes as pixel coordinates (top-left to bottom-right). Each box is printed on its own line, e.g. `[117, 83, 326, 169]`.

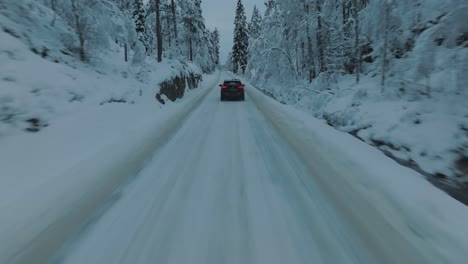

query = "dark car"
[220, 79, 245, 101]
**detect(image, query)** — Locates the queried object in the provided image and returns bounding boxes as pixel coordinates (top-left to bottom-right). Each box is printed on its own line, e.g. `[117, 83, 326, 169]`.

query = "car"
[220, 79, 245, 101]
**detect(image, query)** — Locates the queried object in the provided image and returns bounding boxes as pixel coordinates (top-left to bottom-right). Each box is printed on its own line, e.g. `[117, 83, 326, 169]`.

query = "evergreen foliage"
[232, 0, 249, 74]
[211, 28, 220, 65]
[248, 5, 262, 40]
[133, 0, 146, 47]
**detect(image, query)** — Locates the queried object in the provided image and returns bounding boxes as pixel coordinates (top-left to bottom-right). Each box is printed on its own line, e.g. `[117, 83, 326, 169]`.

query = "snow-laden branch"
[260, 47, 298, 79]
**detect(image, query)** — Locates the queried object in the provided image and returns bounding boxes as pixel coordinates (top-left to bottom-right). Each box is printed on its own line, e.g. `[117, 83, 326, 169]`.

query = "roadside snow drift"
[0, 72, 220, 264]
[246, 81, 468, 263]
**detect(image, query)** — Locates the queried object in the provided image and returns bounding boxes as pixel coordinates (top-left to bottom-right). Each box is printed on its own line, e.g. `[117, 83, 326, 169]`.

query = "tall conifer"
[232, 0, 249, 74]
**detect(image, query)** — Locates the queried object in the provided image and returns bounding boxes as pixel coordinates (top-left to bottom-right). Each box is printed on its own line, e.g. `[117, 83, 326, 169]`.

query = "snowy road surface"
[2, 73, 467, 264]
[55, 74, 434, 264]
[59, 79, 375, 263]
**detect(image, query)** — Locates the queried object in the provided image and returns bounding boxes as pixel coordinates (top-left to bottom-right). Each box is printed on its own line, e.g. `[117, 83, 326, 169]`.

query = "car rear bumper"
[221, 90, 244, 99]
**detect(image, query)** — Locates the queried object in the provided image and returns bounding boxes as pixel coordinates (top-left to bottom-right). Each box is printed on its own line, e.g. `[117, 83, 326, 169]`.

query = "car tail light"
[237, 85, 244, 89]
[221, 85, 227, 89]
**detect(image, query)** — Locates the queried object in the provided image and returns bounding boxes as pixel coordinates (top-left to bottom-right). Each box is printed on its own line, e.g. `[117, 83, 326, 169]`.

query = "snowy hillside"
[0, 29, 201, 137]
[245, 0, 468, 186]
[0, 0, 217, 138]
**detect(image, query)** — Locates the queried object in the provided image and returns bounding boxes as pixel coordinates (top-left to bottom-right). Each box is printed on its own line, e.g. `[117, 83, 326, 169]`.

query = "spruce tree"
[248, 5, 262, 40]
[212, 28, 220, 65]
[133, 0, 146, 46]
[232, 0, 248, 74]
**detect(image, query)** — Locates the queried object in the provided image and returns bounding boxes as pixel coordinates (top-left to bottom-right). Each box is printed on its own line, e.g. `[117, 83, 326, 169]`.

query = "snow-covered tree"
[138, 0, 215, 71]
[211, 28, 220, 65]
[133, 0, 145, 35]
[66, 0, 120, 61]
[133, 0, 146, 46]
[225, 52, 233, 71]
[232, 0, 248, 74]
[39, 0, 139, 62]
[246, 0, 466, 97]
[248, 5, 262, 40]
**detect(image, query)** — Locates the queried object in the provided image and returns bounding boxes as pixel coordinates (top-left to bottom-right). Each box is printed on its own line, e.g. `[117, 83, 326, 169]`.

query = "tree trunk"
[78, 36, 85, 61]
[342, 1, 346, 25]
[189, 18, 193, 61]
[305, 4, 314, 82]
[124, 42, 128, 62]
[50, 0, 57, 26]
[295, 31, 299, 77]
[155, 0, 162, 62]
[381, 3, 389, 90]
[316, 0, 325, 73]
[171, 0, 178, 44]
[71, 0, 86, 61]
[353, 0, 360, 84]
[166, 8, 171, 48]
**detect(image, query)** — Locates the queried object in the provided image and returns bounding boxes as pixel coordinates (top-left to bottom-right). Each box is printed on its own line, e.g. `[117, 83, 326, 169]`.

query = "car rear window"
[224, 81, 241, 86]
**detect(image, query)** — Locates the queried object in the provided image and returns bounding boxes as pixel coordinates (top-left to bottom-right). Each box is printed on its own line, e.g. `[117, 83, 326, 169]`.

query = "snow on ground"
[56, 77, 381, 264]
[241, 77, 468, 263]
[43, 72, 468, 264]
[0, 2, 221, 260]
[249, 70, 468, 183]
[0, 62, 467, 263]
[38, 73, 468, 264]
[0, 68, 220, 263]
[320, 75, 467, 180]
[0, 28, 201, 137]
[0, 0, 202, 138]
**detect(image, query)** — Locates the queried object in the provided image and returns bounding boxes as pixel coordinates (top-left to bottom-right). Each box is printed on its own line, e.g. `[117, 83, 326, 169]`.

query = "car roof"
[223, 79, 241, 82]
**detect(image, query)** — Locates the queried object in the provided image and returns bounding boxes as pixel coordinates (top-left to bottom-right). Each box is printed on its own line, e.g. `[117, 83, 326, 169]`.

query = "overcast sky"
[202, 0, 265, 63]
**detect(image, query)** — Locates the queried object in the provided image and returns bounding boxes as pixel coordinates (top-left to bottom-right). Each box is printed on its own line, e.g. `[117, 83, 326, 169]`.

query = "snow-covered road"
[55, 73, 435, 264]
[58, 77, 375, 264]
[2, 72, 467, 264]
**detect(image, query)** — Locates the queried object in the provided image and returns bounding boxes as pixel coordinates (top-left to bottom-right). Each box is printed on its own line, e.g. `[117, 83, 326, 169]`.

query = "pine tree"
[212, 28, 220, 65]
[192, 0, 207, 63]
[248, 5, 262, 40]
[179, 0, 206, 63]
[264, 0, 275, 10]
[232, 0, 249, 74]
[133, 0, 146, 45]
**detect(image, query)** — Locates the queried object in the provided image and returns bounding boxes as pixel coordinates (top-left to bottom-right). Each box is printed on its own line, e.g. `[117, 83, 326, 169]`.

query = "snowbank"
[0, 0, 205, 138]
[0, 70, 220, 264]
[0, 0, 222, 261]
[0, 27, 203, 138]
[244, 79, 468, 263]
[249, 69, 467, 184]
